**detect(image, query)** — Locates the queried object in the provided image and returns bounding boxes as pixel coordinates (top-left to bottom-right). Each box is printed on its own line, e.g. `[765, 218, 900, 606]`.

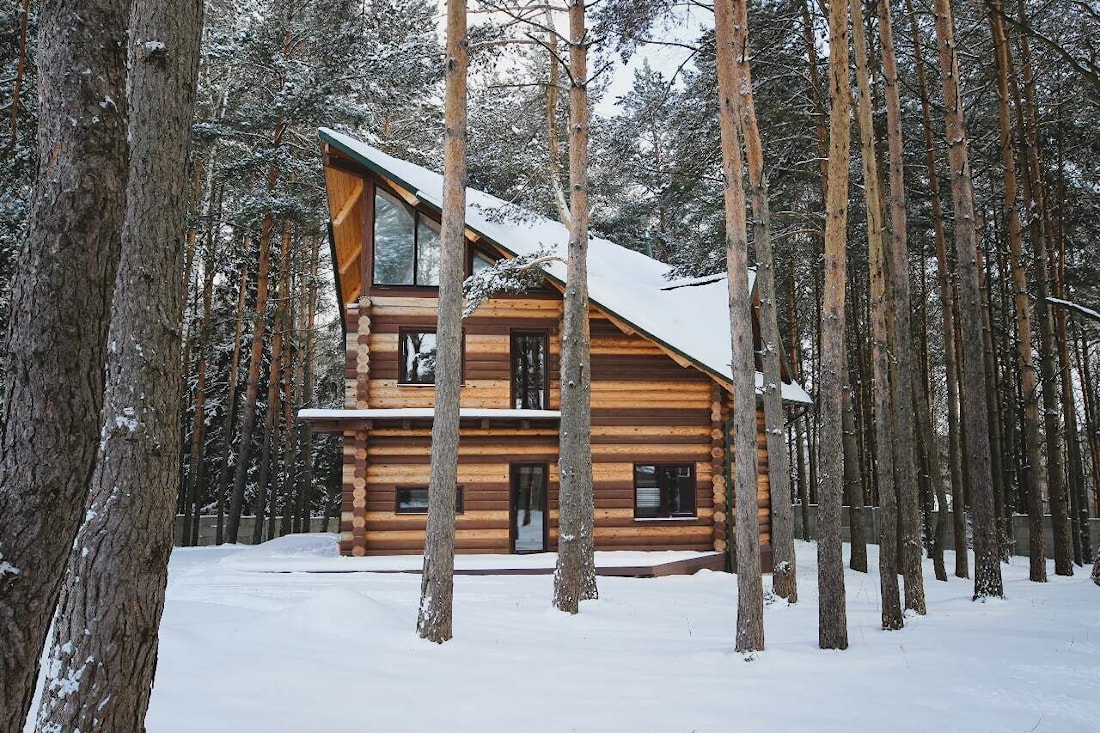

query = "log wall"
[324, 158, 775, 563]
[338, 295, 774, 561]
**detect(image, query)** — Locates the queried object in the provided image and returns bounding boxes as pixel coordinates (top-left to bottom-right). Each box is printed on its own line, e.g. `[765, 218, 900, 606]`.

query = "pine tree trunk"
[843, 356, 867, 573]
[905, 0, 967, 579]
[979, 249, 1008, 560]
[714, 0, 765, 652]
[226, 148, 282, 543]
[553, 0, 599, 614]
[0, 2, 130, 726]
[873, 0, 926, 614]
[727, 0, 796, 605]
[33, 0, 201, 727]
[931, 0, 1004, 599]
[4, 0, 31, 153]
[417, 0, 467, 643]
[282, 286, 298, 536]
[1010, 11, 1073, 576]
[266, 221, 293, 542]
[251, 332, 281, 545]
[787, 275, 812, 541]
[216, 265, 249, 544]
[988, 0, 1046, 581]
[295, 231, 321, 533]
[1053, 238, 1089, 565]
[816, 0, 851, 650]
[1075, 328, 1100, 516]
[851, 0, 903, 629]
[184, 205, 219, 546]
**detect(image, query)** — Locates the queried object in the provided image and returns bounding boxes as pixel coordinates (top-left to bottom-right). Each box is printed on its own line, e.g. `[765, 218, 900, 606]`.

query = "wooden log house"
[300, 128, 812, 568]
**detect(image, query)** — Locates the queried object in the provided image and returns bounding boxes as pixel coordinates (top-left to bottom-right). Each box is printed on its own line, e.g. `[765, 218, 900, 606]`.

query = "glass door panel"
[512, 464, 547, 553]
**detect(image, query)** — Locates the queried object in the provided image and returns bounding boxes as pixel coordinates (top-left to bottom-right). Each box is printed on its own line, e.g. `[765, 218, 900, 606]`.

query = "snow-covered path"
[148, 537, 1099, 732]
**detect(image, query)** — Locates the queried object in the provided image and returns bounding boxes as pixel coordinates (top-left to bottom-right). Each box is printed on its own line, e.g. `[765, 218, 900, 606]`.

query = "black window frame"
[371, 184, 443, 288]
[395, 486, 465, 514]
[397, 328, 465, 386]
[510, 330, 550, 410]
[633, 463, 697, 519]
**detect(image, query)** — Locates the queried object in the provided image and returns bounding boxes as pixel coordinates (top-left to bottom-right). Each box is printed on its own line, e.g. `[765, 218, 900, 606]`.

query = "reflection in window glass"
[633, 464, 696, 518]
[511, 332, 548, 409]
[399, 331, 437, 384]
[471, 250, 495, 275]
[396, 486, 463, 513]
[416, 217, 441, 285]
[513, 465, 547, 552]
[373, 189, 414, 285]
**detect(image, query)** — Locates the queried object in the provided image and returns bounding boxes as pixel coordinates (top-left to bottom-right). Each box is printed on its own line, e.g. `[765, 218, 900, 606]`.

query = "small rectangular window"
[399, 330, 437, 384]
[396, 486, 464, 514]
[397, 329, 465, 385]
[511, 331, 549, 409]
[634, 464, 696, 519]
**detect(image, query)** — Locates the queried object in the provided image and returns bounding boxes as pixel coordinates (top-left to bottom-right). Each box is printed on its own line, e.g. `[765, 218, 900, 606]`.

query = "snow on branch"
[1047, 297, 1100, 323]
[463, 248, 562, 319]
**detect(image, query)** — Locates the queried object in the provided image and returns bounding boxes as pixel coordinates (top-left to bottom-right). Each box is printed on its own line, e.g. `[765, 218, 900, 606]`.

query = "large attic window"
[372, 188, 441, 286]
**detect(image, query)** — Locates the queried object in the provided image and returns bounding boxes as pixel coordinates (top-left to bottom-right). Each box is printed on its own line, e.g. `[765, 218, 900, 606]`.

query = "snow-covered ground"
[147, 536, 1098, 732]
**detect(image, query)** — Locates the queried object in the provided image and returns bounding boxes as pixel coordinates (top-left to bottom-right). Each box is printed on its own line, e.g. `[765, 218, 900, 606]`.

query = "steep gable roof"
[320, 127, 811, 404]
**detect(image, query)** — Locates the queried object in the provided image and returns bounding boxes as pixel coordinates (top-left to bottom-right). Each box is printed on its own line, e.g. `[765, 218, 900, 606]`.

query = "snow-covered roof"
[320, 127, 812, 405]
[299, 408, 561, 421]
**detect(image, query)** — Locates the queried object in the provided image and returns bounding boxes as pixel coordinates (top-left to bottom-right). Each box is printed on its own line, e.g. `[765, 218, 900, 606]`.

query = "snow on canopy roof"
[320, 127, 812, 405]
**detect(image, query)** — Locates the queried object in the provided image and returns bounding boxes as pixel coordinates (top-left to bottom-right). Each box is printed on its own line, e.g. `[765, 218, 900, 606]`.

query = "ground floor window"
[395, 486, 464, 514]
[633, 464, 696, 519]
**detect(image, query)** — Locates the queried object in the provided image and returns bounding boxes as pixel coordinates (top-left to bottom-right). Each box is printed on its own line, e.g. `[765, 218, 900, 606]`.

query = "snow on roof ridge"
[319, 127, 813, 405]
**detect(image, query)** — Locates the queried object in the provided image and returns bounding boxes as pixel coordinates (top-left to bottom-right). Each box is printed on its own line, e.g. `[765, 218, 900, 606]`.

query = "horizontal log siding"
[363, 295, 562, 410]
[588, 318, 718, 552]
[352, 427, 561, 554]
[338, 296, 776, 558]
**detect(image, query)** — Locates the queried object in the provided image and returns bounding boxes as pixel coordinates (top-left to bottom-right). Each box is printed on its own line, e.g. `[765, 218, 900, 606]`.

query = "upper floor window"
[398, 329, 465, 385]
[373, 188, 441, 286]
[399, 330, 437, 384]
[511, 331, 549, 409]
[470, 249, 495, 276]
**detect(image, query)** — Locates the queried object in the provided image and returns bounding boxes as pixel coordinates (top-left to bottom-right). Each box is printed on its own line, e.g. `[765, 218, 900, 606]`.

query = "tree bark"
[817, 0, 851, 650]
[714, 0, 765, 653]
[254, 220, 291, 545]
[294, 232, 321, 533]
[216, 265, 249, 545]
[417, 0, 467, 643]
[184, 190, 220, 546]
[851, 0, 903, 630]
[873, 0, 926, 615]
[33, 0, 202, 727]
[904, 0, 968, 580]
[931, 0, 1004, 600]
[726, 0, 796, 605]
[4, 0, 31, 154]
[0, 1, 130, 727]
[843, 352, 867, 573]
[988, 0, 1046, 581]
[553, 0, 599, 614]
[1010, 5, 1073, 576]
[979, 247, 1008, 561]
[226, 146, 282, 543]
